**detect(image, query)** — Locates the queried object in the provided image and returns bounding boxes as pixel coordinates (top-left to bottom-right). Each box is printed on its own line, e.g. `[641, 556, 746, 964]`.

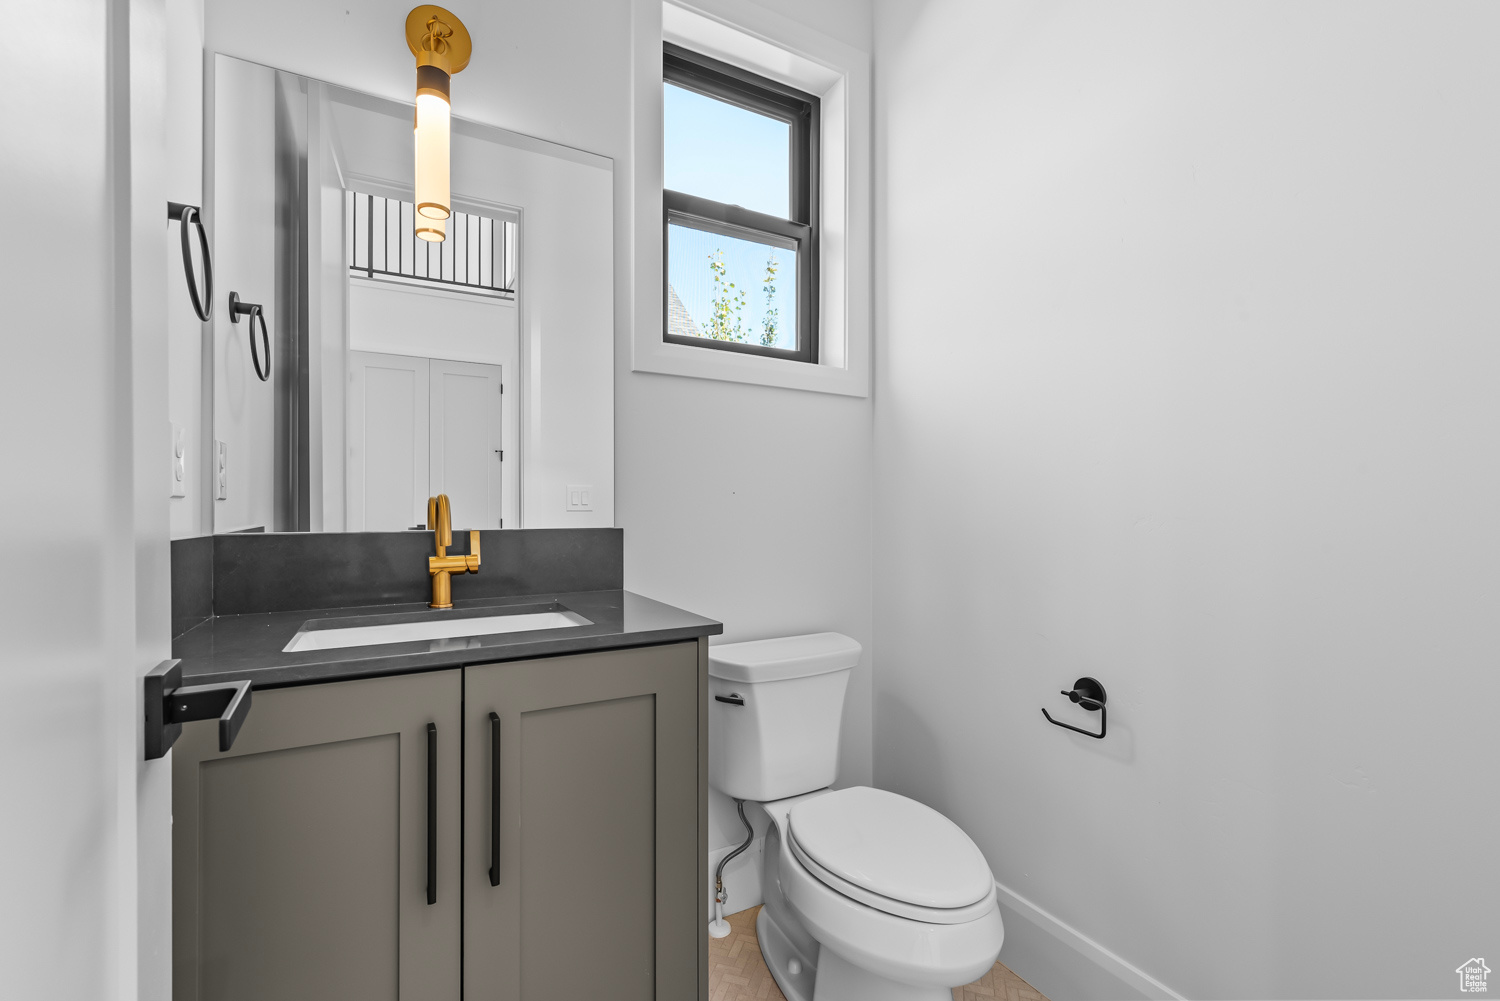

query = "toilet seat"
[788, 829, 998, 924]
[763, 790, 1005, 993]
[786, 787, 996, 925]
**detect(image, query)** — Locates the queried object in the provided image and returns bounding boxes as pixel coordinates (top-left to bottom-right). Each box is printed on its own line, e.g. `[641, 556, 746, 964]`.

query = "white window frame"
[634, 0, 872, 398]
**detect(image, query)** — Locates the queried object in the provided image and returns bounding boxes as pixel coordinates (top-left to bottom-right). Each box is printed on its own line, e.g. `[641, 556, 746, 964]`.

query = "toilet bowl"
[759, 788, 1004, 1001]
[709, 634, 1003, 1001]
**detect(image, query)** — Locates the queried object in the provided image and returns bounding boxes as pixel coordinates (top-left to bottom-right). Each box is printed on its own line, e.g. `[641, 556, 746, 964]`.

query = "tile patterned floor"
[708, 905, 1049, 1001]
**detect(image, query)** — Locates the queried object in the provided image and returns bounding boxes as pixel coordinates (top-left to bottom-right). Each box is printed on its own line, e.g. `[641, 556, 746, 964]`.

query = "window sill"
[632, 334, 868, 397]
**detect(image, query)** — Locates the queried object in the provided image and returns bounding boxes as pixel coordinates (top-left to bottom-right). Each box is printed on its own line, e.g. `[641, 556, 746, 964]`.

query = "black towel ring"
[167, 202, 213, 321]
[229, 292, 271, 382]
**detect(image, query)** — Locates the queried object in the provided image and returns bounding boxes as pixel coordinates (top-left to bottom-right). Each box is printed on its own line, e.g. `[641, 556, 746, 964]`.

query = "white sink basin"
[284, 609, 593, 653]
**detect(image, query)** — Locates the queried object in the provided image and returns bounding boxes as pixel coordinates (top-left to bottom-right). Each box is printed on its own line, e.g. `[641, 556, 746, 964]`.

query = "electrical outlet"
[170, 422, 187, 498]
[215, 440, 228, 500]
[565, 484, 593, 512]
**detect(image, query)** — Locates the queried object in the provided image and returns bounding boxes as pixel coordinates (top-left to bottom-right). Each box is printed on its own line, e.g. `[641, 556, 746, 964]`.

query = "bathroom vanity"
[167, 529, 720, 1001]
[161, 38, 707, 999]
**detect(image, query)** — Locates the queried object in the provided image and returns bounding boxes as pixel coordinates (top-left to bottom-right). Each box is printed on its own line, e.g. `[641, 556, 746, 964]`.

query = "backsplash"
[171, 529, 624, 635]
[170, 535, 215, 637]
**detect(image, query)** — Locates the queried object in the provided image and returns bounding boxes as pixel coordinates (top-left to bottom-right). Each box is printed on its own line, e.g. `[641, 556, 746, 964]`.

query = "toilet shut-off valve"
[708, 798, 754, 939]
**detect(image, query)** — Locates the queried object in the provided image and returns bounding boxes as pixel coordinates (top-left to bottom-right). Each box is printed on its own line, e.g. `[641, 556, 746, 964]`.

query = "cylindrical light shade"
[416, 213, 446, 243]
[414, 64, 452, 226]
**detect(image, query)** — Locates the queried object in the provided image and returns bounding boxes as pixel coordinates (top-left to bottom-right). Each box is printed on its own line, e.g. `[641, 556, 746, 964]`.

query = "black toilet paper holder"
[1042, 677, 1107, 739]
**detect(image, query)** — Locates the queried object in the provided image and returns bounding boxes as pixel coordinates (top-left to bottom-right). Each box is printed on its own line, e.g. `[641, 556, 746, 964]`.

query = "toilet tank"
[709, 632, 862, 802]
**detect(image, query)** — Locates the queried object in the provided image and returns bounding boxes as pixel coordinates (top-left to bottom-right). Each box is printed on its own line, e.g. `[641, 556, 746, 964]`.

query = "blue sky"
[664, 83, 789, 216]
[664, 83, 797, 348]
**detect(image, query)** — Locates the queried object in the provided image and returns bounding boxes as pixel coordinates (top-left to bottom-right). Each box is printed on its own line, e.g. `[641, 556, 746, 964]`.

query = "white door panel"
[430, 360, 504, 529]
[347, 352, 429, 531]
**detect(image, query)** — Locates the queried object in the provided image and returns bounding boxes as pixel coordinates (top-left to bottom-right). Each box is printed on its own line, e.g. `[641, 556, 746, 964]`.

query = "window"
[663, 43, 819, 363]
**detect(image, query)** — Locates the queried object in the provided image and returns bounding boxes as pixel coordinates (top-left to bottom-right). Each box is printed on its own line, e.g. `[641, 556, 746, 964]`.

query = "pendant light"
[406, 5, 471, 243]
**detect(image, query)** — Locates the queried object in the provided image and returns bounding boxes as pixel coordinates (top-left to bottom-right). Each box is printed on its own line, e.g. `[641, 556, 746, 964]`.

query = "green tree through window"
[705, 250, 746, 341]
[704, 248, 781, 345]
[761, 250, 780, 347]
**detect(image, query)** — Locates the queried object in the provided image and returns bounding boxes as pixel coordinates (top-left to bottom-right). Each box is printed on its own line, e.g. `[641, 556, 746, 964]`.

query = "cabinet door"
[464, 642, 706, 1001]
[172, 670, 462, 1001]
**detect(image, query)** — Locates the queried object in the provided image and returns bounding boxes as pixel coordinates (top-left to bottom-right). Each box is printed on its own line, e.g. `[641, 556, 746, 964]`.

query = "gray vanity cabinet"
[171, 669, 463, 1001]
[172, 641, 707, 1001]
[463, 641, 706, 1001]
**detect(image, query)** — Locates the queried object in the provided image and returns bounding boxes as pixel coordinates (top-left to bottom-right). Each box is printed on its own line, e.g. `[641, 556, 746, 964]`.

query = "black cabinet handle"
[488, 711, 501, 887]
[426, 722, 437, 905]
[168, 202, 213, 321]
[144, 660, 252, 760]
[229, 292, 271, 382]
[714, 693, 745, 706]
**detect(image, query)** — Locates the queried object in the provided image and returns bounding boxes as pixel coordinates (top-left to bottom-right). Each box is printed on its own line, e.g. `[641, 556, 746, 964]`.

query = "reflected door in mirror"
[430, 360, 504, 529]
[347, 351, 503, 531]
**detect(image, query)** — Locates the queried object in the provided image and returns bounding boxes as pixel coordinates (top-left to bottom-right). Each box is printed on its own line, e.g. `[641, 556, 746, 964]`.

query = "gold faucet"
[427, 493, 480, 608]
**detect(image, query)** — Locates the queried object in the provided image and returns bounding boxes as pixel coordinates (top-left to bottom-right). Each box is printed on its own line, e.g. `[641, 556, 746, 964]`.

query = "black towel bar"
[144, 659, 252, 759]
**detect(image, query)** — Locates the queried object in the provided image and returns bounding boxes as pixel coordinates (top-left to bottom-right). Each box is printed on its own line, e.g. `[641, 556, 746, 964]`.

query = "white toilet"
[710, 633, 1004, 1001]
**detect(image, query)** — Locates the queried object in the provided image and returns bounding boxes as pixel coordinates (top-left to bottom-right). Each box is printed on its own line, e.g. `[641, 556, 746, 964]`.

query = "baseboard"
[700, 847, 1182, 999]
[993, 880, 1185, 1001]
[707, 836, 765, 918]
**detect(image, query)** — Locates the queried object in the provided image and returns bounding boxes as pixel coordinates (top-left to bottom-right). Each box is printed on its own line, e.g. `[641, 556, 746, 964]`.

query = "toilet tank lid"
[708, 632, 862, 683]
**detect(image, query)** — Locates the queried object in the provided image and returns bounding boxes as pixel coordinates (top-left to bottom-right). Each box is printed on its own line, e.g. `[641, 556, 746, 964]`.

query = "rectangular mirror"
[204, 54, 614, 534]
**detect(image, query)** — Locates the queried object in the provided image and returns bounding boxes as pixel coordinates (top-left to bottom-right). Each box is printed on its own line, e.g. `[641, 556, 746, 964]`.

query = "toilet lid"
[787, 787, 993, 911]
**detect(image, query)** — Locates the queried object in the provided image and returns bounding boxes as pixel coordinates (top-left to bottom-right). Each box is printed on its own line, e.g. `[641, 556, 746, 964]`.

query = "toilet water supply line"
[708, 798, 754, 939]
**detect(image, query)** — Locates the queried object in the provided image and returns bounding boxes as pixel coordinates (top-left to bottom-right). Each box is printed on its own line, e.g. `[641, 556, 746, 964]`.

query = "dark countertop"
[173, 589, 722, 689]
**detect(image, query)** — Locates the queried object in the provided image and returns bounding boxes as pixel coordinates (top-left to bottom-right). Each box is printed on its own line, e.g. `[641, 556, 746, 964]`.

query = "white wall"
[873, 2, 1500, 999]
[0, 0, 174, 999]
[206, 0, 876, 907]
[623, 0, 875, 902]
[348, 282, 517, 365]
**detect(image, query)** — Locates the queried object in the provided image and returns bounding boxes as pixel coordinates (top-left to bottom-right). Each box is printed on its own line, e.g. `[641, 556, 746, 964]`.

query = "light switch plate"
[170, 422, 186, 497]
[215, 440, 228, 500]
[565, 484, 593, 512]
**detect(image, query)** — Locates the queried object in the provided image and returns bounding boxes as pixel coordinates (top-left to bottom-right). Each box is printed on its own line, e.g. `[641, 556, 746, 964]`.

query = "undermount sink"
[283, 606, 593, 653]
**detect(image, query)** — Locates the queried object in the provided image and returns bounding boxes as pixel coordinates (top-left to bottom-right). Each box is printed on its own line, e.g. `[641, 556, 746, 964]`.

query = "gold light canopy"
[406, 5, 471, 243]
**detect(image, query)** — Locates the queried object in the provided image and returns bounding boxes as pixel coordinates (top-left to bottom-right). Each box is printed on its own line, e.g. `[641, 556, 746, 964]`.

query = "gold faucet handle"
[427, 494, 452, 548]
[465, 530, 481, 572]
